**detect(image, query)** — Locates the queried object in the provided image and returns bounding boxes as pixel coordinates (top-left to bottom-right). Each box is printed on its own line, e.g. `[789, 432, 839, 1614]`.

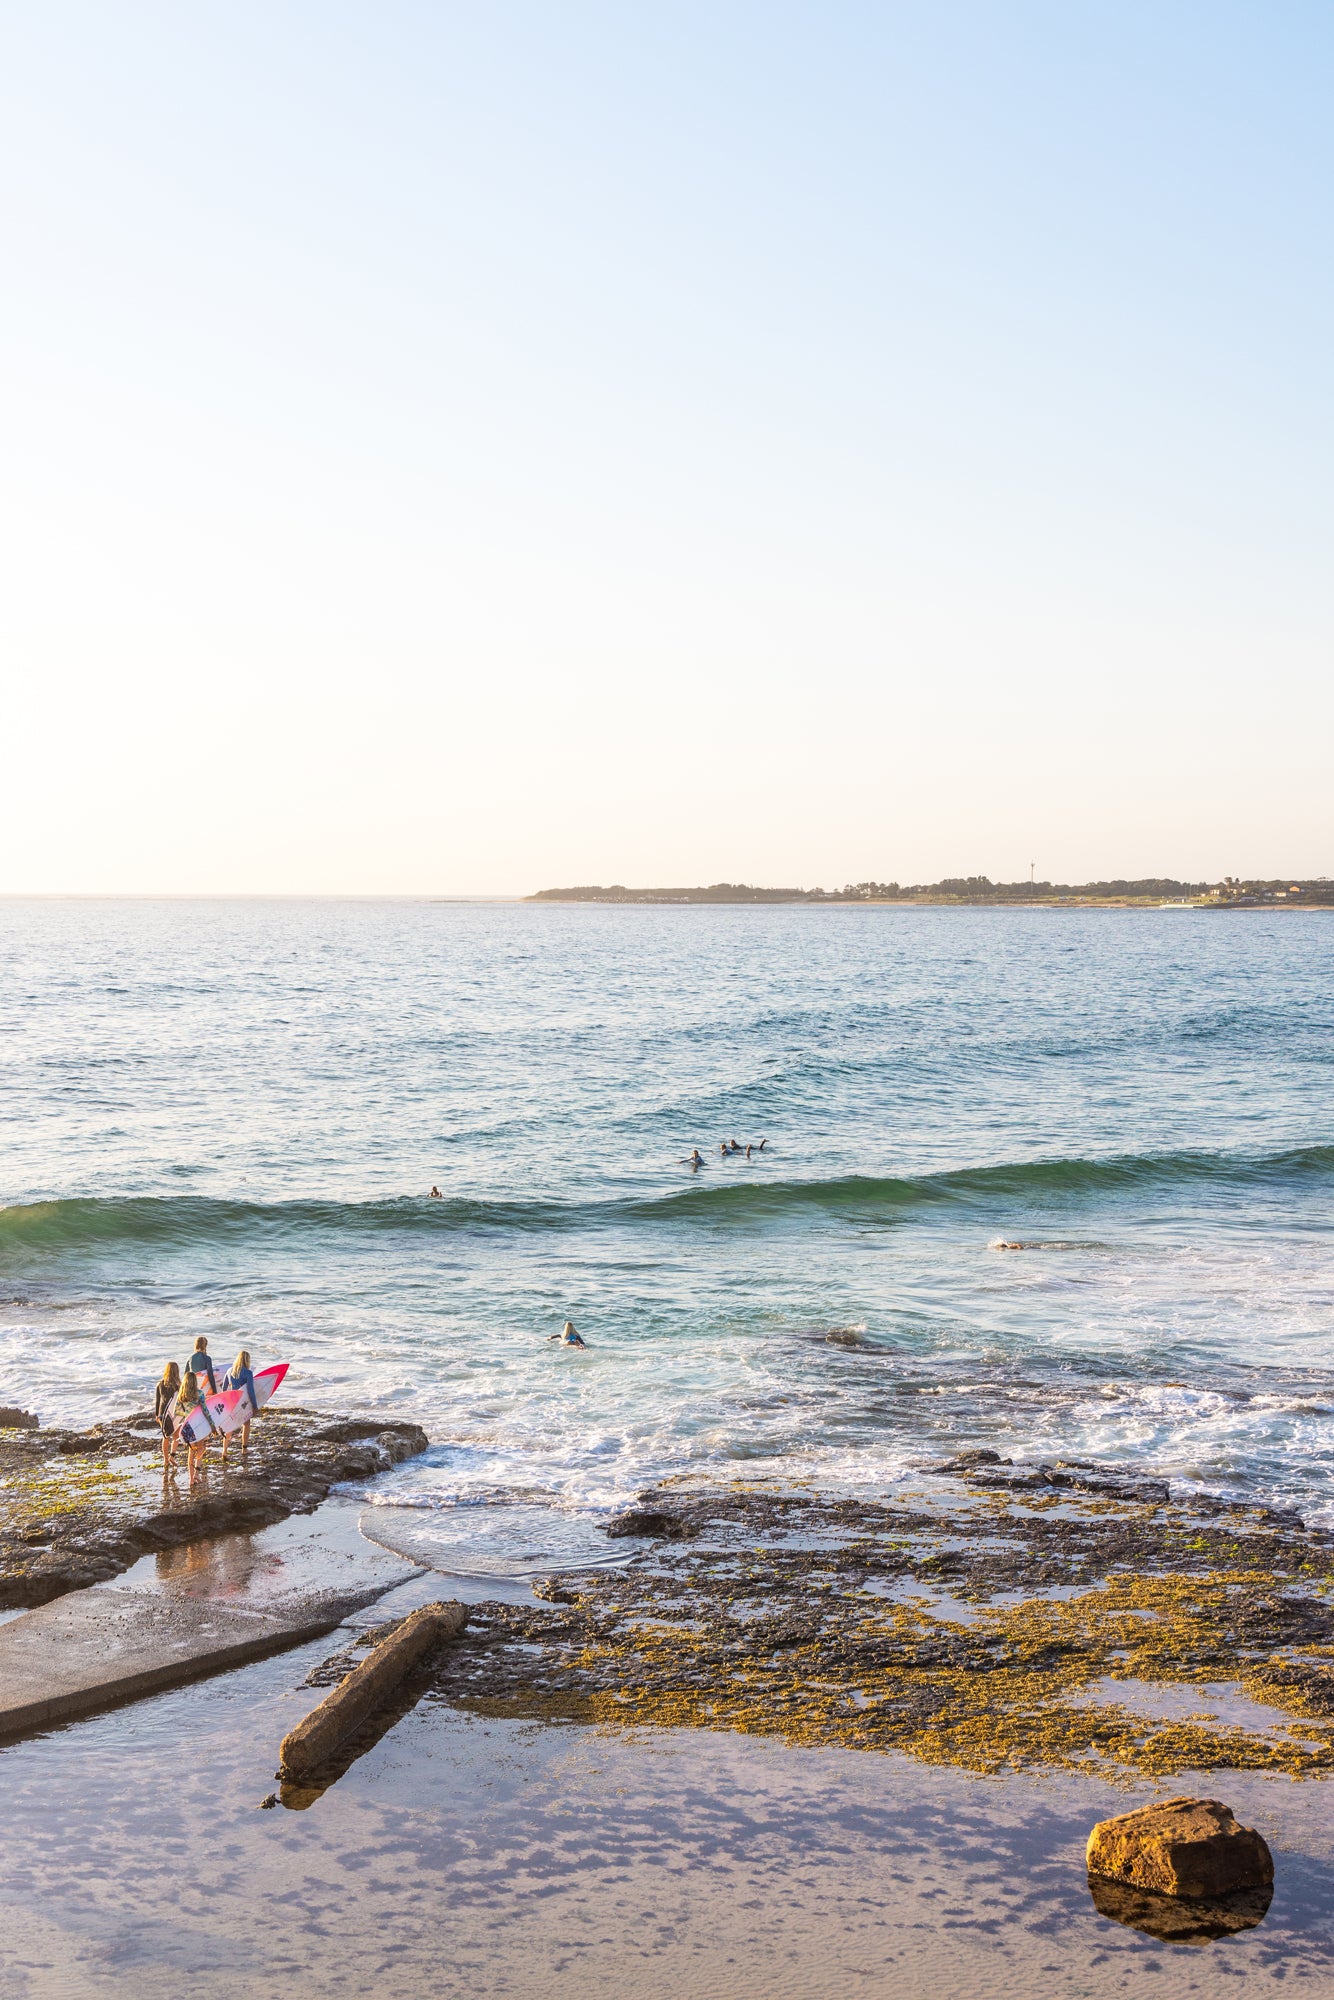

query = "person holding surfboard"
[185, 1336, 219, 1395]
[154, 1361, 182, 1472]
[174, 1373, 213, 1487]
[220, 1350, 257, 1463]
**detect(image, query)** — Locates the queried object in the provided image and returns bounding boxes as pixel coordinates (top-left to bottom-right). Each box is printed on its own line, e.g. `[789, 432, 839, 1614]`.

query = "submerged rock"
[1086, 1797, 1274, 1900]
[605, 1506, 699, 1540]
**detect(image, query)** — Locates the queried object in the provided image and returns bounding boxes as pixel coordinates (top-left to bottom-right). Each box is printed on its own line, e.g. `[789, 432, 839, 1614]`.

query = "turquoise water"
[1, 899, 1331, 1533]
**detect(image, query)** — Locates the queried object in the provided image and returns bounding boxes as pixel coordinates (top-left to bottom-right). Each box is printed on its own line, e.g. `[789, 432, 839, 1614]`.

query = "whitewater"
[1, 898, 1331, 1546]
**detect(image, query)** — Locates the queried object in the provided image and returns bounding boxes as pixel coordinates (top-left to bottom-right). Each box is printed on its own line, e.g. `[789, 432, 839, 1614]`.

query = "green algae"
[0, 1457, 139, 1536]
[435, 1481, 1334, 1780]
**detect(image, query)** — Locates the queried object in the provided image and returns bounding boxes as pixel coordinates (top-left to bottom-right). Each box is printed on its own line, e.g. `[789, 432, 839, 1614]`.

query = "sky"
[1, 1, 1331, 894]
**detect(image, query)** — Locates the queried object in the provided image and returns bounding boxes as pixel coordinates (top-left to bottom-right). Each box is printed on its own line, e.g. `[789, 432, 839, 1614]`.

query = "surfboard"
[174, 1362, 289, 1444]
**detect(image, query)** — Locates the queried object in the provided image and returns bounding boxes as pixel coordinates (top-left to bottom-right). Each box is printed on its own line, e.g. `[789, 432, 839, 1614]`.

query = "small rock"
[0, 1409, 38, 1430]
[1087, 1796, 1274, 1900]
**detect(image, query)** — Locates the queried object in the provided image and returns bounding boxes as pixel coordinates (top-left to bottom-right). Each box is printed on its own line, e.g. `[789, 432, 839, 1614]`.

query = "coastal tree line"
[530, 878, 1334, 905]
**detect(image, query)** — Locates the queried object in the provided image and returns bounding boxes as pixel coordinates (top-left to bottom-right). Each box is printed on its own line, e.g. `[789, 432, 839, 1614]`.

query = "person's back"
[223, 1359, 256, 1402]
[185, 1337, 217, 1394]
[154, 1362, 182, 1470]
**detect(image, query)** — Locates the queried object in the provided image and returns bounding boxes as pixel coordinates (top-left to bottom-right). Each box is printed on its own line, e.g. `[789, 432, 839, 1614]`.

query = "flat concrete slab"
[0, 1497, 426, 1740]
[0, 1586, 376, 1738]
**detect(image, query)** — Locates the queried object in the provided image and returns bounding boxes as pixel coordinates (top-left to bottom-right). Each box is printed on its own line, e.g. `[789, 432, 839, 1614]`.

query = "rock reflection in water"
[1088, 1871, 1273, 1944]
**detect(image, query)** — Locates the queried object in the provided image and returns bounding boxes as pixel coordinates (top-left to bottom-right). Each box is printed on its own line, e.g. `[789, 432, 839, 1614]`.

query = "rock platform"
[0, 1409, 428, 1608]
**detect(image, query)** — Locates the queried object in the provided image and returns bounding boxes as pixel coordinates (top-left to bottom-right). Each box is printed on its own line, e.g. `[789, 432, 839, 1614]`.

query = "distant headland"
[530, 877, 1333, 908]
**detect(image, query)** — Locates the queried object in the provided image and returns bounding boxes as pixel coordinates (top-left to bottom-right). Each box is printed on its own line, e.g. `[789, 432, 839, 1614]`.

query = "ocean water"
[1, 899, 1331, 1547]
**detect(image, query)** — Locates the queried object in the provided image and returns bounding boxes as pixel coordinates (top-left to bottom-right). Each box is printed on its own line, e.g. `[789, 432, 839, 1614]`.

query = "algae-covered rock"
[0, 1412, 429, 1609]
[606, 1507, 698, 1540]
[433, 1476, 1334, 1780]
[1086, 1796, 1273, 1899]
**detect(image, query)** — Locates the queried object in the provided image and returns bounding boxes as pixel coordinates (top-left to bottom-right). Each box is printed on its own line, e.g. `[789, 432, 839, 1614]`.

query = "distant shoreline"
[528, 890, 1333, 910]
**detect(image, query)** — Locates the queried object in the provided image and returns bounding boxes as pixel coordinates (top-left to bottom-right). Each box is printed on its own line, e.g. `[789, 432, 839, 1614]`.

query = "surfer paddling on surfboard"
[548, 1321, 588, 1348]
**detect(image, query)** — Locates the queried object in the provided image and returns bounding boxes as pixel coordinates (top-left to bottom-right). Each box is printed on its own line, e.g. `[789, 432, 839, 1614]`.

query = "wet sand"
[0, 1568, 1330, 2000]
[2, 1477, 1332, 1997]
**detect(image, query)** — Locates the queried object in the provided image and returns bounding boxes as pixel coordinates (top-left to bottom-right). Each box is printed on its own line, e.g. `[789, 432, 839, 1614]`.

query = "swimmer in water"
[679, 1149, 705, 1169]
[428, 1185, 442, 1198]
[994, 1240, 1025, 1251]
[547, 1320, 588, 1348]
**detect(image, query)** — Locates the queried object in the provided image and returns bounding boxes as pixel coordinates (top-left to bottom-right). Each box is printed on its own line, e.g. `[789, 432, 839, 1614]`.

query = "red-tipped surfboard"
[175, 1362, 289, 1445]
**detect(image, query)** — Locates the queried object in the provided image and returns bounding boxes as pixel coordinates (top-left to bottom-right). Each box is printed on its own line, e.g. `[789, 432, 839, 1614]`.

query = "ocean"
[2, 898, 1331, 1559]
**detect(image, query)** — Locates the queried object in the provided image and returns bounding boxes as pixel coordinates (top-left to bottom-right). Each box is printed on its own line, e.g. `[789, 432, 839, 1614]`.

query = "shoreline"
[1, 1443, 1331, 1985]
[0, 1554, 1330, 1995]
[526, 896, 1334, 910]
[6, 1417, 1331, 1780]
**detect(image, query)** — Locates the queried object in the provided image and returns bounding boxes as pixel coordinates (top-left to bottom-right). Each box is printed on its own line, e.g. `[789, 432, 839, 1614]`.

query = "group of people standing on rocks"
[679, 1139, 767, 1170]
[153, 1336, 258, 1487]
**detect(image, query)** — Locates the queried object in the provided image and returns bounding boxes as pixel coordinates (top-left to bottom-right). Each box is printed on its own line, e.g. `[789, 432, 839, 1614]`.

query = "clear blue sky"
[2, 2, 1330, 891]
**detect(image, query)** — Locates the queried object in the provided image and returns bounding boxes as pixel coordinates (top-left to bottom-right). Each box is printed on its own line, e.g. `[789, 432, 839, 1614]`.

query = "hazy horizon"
[3, 4, 1331, 895]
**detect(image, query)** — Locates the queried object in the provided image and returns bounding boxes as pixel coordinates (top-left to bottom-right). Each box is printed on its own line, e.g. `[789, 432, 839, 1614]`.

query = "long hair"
[178, 1373, 200, 1409]
[233, 1349, 251, 1375]
[161, 1361, 181, 1391]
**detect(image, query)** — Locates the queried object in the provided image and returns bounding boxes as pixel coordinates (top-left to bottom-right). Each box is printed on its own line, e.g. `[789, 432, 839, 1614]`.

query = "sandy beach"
[1, 1578, 1331, 2000]
[2, 1455, 1332, 1996]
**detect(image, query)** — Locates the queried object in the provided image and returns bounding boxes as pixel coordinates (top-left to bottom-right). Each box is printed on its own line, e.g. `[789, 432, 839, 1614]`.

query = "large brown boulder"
[1087, 1797, 1273, 1900]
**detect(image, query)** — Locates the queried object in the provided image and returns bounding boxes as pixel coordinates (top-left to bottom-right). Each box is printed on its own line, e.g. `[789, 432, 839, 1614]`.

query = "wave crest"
[2, 1142, 1331, 1253]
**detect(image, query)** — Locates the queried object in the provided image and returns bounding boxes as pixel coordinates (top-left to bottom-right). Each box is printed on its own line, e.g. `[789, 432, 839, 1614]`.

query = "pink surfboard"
[174, 1362, 289, 1444]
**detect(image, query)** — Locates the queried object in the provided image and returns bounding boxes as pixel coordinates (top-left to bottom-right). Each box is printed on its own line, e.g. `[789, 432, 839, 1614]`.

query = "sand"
[0, 1563, 1330, 1998]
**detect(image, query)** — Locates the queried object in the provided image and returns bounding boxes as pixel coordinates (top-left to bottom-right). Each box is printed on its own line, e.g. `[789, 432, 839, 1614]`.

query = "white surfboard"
[175, 1362, 289, 1444]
